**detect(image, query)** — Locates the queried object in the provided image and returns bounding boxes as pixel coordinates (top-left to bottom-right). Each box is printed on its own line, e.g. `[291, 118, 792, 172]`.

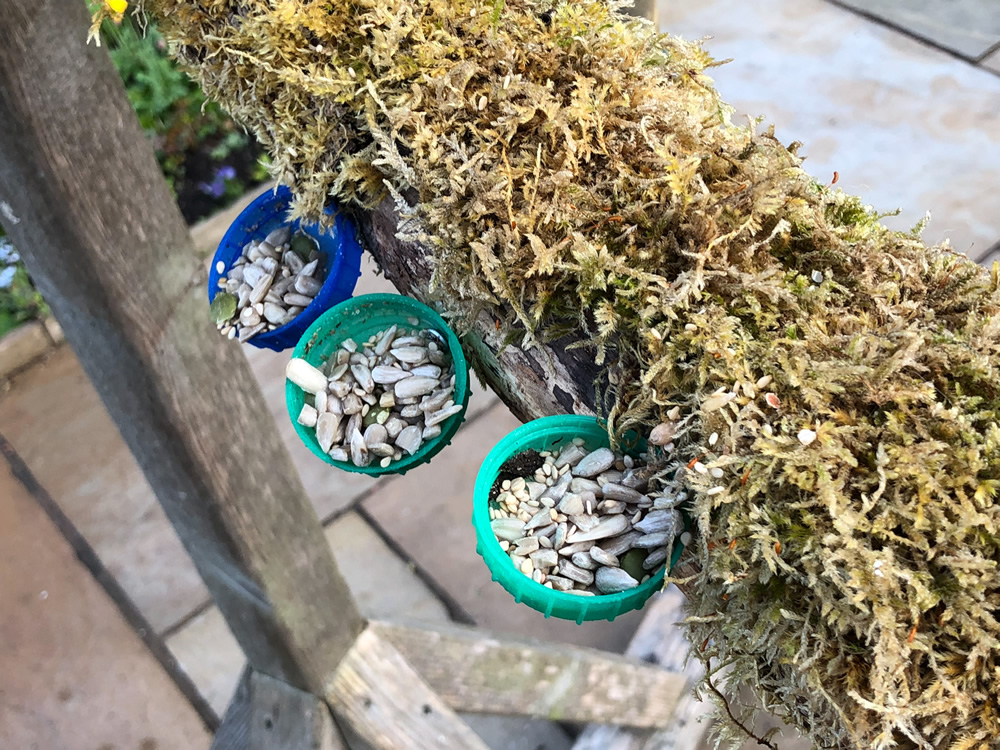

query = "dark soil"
[489, 449, 545, 502]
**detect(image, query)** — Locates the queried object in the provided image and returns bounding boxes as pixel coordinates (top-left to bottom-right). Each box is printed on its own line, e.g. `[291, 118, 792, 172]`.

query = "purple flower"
[198, 165, 238, 198]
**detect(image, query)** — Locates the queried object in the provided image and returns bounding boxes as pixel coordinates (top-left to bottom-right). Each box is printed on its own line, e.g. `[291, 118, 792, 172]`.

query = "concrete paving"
[0, 461, 211, 750]
[660, 0, 1000, 260]
[3, 1, 1000, 748]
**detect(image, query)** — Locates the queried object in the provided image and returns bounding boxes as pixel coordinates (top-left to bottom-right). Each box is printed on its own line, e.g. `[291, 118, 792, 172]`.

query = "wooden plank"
[370, 618, 689, 728]
[249, 671, 346, 750]
[327, 627, 489, 750]
[212, 668, 253, 750]
[212, 669, 349, 750]
[572, 587, 712, 750]
[0, 0, 363, 695]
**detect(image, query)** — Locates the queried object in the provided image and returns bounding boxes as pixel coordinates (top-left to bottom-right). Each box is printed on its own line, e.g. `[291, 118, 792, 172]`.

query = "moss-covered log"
[357, 195, 606, 423]
[92, 1, 1000, 747]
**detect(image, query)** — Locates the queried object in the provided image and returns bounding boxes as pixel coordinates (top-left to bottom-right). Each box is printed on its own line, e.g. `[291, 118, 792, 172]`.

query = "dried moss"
[94, 1, 1000, 747]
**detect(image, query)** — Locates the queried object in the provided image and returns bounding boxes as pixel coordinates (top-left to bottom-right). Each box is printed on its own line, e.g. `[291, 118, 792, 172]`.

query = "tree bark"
[0, 0, 363, 694]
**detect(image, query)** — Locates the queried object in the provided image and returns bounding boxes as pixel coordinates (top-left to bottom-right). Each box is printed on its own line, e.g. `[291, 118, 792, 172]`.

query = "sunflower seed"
[633, 532, 671, 549]
[351, 364, 375, 393]
[642, 546, 671, 570]
[297, 404, 318, 427]
[567, 514, 630, 544]
[390, 346, 427, 363]
[558, 561, 594, 585]
[349, 428, 370, 467]
[634, 510, 681, 535]
[264, 226, 291, 246]
[556, 493, 584, 516]
[395, 425, 422, 455]
[369, 442, 395, 458]
[286, 358, 328, 394]
[371, 365, 412, 384]
[317, 413, 341, 453]
[571, 552, 598, 570]
[425, 403, 463, 427]
[602, 483, 643, 503]
[491, 519, 526, 542]
[573, 448, 616, 478]
[363, 423, 387, 446]
[595, 567, 638, 594]
[394, 376, 439, 399]
[589, 546, 619, 567]
[553, 444, 588, 468]
[283, 293, 314, 308]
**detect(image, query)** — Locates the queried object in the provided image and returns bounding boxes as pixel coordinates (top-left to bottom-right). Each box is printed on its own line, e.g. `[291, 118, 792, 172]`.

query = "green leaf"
[290, 233, 318, 261]
[210, 292, 237, 324]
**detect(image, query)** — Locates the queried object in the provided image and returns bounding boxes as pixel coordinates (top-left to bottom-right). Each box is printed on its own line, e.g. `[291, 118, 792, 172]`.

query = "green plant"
[101, 17, 250, 195]
[0, 227, 48, 337]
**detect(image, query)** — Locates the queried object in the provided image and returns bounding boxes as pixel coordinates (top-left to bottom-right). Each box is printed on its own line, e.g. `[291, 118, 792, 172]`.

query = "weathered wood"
[572, 587, 711, 749]
[0, 0, 363, 695]
[250, 671, 346, 750]
[212, 668, 348, 750]
[370, 618, 689, 728]
[212, 668, 254, 750]
[327, 627, 490, 750]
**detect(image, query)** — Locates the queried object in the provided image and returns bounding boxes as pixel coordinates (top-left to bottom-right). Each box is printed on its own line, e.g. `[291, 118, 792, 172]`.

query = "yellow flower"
[107, 0, 128, 13]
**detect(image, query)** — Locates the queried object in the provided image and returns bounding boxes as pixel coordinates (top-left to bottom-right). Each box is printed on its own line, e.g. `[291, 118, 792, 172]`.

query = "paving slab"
[166, 511, 569, 750]
[985, 48, 1000, 74]
[659, 0, 1000, 261]
[0, 320, 50, 379]
[0, 346, 207, 634]
[832, 0, 1000, 59]
[363, 401, 648, 653]
[0, 461, 211, 750]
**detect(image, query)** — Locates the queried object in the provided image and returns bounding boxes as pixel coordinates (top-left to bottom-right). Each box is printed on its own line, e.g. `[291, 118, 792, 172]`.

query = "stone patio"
[2, 1, 999, 748]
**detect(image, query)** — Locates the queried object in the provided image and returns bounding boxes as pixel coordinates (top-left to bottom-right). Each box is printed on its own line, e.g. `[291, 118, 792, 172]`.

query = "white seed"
[395, 376, 439, 399]
[215, 260, 225, 274]
[297, 404, 318, 427]
[372, 365, 412, 384]
[798, 429, 817, 446]
[395, 425, 423, 455]
[350, 427, 370, 467]
[286, 358, 328, 394]
[756, 375, 773, 389]
[707, 486, 726, 496]
[710, 467, 724, 479]
[693, 462, 708, 475]
[811, 269, 824, 284]
[708, 432, 719, 446]
[316, 413, 341, 453]
[702, 391, 735, 412]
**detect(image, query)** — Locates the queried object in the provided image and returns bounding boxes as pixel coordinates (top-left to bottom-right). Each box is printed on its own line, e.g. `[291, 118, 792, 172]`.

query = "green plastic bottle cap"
[473, 415, 687, 623]
[286, 293, 470, 476]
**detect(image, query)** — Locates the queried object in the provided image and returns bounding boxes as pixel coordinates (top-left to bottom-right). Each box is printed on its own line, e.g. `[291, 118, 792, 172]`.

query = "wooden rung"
[369, 618, 691, 729]
[327, 627, 490, 750]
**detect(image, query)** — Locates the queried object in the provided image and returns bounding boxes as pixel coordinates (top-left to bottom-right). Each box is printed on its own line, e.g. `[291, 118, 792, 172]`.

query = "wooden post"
[0, 0, 363, 695]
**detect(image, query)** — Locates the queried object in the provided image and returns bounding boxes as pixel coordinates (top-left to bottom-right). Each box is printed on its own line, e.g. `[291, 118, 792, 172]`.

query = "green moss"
[94, 2, 1000, 747]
